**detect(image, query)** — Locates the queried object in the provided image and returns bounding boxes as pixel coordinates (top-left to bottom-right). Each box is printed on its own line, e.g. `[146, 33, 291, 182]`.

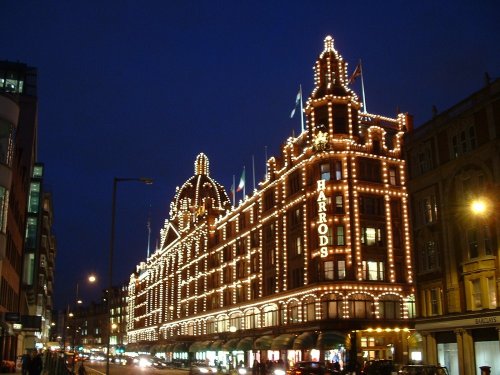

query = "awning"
[271, 334, 296, 350]
[317, 331, 345, 350]
[165, 344, 175, 352]
[254, 335, 274, 350]
[293, 332, 317, 350]
[210, 339, 225, 351]
[189, 341, 204, 352]
[173, 343, 188, 352]
[236, 337, 254, 351]
[222, 338, 240, 351]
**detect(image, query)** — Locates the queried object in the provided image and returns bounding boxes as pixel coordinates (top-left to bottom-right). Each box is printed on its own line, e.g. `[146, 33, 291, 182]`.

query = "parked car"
[361, 360, 397, 375]
[289, 361, 328, 375]
[399, 365, 449, 375]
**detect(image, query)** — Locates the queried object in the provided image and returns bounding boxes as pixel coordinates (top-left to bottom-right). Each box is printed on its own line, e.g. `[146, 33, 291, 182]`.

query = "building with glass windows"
[0, 61, 40, 363]
[127, 36, 417, 371]
[406, 77, 499, 375]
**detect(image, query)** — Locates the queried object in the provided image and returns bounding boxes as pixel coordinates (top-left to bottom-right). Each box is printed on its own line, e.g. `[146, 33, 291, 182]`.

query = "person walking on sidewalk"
[28, 349, 43, 375]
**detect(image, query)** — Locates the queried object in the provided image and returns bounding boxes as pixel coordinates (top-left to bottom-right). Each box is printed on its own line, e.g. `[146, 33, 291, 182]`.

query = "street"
[83, 362, 189, 375]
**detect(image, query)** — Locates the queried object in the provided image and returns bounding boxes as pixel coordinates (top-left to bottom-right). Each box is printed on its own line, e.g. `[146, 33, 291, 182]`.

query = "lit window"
[361, 227, 382, 246]
[337, 260, 346, 279]
[334, 160, 342, 180]
[324, 261, 334, 280]
[389, 168, 397, 185]
[362, 261, 385, 281]
[335, 195, 343, 213]
[320, 163, 331, 180]
[488, 277, 497, 308]
[336, 226, 345, 246]
[471, 279, 482, 309]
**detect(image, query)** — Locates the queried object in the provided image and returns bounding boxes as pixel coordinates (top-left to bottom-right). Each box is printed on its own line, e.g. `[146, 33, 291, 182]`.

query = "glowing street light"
[470, 199, 487, 215]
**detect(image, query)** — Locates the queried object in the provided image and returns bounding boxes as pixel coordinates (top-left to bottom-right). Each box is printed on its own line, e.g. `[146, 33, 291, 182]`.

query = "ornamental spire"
[194, 153, 210, 176]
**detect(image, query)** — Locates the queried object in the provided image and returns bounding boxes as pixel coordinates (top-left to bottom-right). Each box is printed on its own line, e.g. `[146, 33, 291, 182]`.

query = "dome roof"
[170, 154, 230, 220]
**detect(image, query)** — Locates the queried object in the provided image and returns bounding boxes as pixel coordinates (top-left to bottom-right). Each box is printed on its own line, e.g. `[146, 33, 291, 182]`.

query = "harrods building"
[127, 36, 417, 369]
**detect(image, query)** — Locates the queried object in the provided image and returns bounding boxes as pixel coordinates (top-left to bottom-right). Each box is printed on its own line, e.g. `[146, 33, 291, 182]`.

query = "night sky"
[2, 1, 498, 310]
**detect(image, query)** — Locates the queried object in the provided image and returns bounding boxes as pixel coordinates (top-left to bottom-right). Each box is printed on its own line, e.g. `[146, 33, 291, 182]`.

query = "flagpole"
[264, 146, 268, 178]
[232, 174, 235, 207]
[252, 155, 256, 192]
[243, 166, 246, 198]
[299, 84, 305, 133]
[359, 59, 367, 113]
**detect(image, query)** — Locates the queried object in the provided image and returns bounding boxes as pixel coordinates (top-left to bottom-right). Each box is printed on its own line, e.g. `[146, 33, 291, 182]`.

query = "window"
[25, 218, 38, 249]
[422, 196, 437, 224]
[303, 297, 316, 321]
[467, 229, 479, 258]
[334, 160, 342, 180]
[420, 241, 439, 272]
[471, 279, 482, 309]
[322, 294, 342, 319]
[335, 195, 343, 214]
[389, 167, 397, 185]
[0, 186, 8, 232]
[361, 227, 383, 246]
[320, 163, 331, 180]
[362, 261, 385, 281]
[488, 277, 497, 308]
[430, 288, 440, 315]
[358, 158, 381, 182]
[336, 226, 345, 245]
[289, 172, 301, 195]
[337, 260, 346, 279]
[289, 301, 299, 323]
[359, 196, 383, 216]
[0, 120, 14, 166]
[295, 236, 302, 255]
[263, 305, 278, 327]
[483, 226, 492, 255]
[324, 261, 334, 280]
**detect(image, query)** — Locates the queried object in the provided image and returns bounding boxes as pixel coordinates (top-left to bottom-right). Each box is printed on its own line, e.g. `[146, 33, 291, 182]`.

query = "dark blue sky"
[2, 1, 499, 309]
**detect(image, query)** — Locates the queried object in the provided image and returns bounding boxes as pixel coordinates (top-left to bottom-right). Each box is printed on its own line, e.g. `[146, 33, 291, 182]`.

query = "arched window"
[229, 312, 242, 331]
[217, 315, 228, 332]
[263, 304, 278, 327]
[187, 322, 194, 336]
[303, 296, 316, 321]
[379, 295, 402, 319]
[321, 293, 343, 319]
[348, 293, 375, 319]
[289, 300, 300, 324]
[244, 308, 259, 329]
[206, 317, 216, 334]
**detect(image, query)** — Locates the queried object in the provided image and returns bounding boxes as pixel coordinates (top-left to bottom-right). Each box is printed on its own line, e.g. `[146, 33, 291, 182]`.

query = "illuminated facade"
[406, 78, 499, 375]
[127, 36, 416, 369]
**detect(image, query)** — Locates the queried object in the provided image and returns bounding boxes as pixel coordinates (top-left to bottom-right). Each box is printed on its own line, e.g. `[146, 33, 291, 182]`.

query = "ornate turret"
[306, 36, 362, 148]
[169, 153, 230, 230]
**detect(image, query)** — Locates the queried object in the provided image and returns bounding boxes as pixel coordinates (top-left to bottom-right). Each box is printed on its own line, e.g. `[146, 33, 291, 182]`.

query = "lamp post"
[106, 177, 153, 375]
[71, 274, 97, 374]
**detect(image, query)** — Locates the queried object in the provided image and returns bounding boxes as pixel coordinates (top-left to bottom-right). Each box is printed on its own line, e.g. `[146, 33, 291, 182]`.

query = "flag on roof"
[237, 167, 245, 192]
[290, 88, 302, 118]
[348, 62, 362, 85]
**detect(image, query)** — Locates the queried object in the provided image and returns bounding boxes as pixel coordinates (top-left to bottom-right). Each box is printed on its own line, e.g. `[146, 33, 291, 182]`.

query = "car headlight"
[274, 369, 286, 375]
[200, 367, 210, 373]
[238, 368, 248, 375]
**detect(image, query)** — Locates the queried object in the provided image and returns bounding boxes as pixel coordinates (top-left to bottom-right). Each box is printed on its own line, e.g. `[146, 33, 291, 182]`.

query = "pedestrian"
[28, 349, 43, 375]
[21, 350, 31, 375]
[78, 362, 87, 375]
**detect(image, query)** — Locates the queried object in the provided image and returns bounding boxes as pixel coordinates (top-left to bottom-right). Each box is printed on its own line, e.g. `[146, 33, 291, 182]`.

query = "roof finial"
[324, 36, 334, 52]
[195, 153, 210, 176]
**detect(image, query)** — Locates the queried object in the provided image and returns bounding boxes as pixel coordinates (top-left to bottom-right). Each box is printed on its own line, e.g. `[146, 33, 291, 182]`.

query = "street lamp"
[71, 274, 97, 373]
[106, 177, 153, 375]
[470, 198, 488, 215]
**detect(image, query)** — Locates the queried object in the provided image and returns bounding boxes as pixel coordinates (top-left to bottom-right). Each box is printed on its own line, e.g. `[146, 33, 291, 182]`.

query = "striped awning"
[222, 338, 240, 351]
[254, 335, 274, 350]
[236, 337, 254, 351]
[317, 331, 345, 350]
[271, 334, 296, 350]
[293, 332, 317, 350]
[210, 339, 225, 351]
